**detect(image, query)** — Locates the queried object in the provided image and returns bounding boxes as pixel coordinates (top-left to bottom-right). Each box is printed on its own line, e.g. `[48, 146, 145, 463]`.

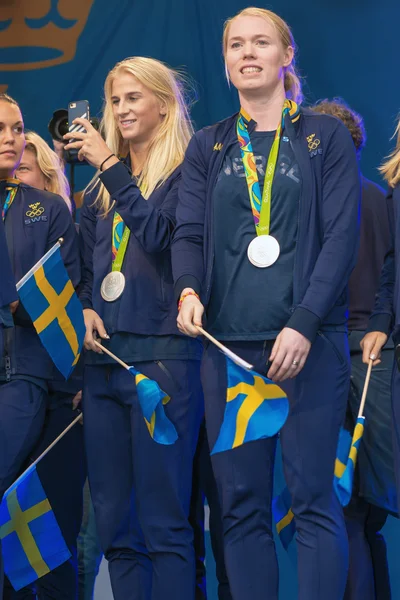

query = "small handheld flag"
[211, 356, 289, 454]
[272, 486, 296, 550]
[0, 466, 70, 591]
[334, 359, 372, 506]
[128, 367, 178, 445]
[335, 417, 365, 506]
[16, 240, 85, 379]
[93, 341, 178, 445]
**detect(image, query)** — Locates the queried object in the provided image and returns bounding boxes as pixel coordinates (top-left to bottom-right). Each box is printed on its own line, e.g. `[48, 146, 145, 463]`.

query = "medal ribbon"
[1, 178, 20, 222]
[236, 99, 299, 236]
[111, 212, 130, 272]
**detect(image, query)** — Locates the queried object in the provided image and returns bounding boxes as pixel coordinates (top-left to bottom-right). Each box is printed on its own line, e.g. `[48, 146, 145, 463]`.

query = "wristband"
[178, 291, 200, 312]
[100, 153, 116, 171]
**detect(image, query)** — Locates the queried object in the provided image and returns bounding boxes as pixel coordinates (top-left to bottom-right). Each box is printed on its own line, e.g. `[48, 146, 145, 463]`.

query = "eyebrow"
[229, 34, 273, 42]
[0, 120, 24, 127]
[111, 91, 143, 100]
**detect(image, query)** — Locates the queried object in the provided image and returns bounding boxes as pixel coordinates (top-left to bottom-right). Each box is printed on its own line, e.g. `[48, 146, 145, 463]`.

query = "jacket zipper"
[205, 137, 237, 302]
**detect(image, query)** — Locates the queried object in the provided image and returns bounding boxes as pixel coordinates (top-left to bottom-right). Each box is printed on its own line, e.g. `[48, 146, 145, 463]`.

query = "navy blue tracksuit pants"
[201, 332, 350, 600]
[190, 420, 231, 600]
[0, 380, 47, 596]
[83, 359, 203, 600]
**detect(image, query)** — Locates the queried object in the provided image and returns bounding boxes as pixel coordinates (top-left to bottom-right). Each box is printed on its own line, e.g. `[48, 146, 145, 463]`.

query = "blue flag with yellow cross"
[128, 367, 178, 445]
[335, 417, 365, 506]
[0, 466, 70, 591]
[16, 242, 85, 379]
[211, 356, 289, 454]
[272, 485, 296, 551]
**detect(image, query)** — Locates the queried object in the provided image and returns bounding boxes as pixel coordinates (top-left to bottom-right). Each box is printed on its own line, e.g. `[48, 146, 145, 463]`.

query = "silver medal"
[247, 235, 280, 268]
[100, 271, 126, 302]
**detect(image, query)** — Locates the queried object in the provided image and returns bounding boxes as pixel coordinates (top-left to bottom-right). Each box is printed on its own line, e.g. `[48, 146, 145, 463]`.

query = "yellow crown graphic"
[0, 0, 95, 71]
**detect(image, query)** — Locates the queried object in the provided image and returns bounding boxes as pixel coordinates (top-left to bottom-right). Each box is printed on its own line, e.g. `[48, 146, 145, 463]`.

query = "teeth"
[242, 67, 261, 73]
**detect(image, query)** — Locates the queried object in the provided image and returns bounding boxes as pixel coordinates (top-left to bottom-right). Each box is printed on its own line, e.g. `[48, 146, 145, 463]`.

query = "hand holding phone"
[64, 100, 115, 169]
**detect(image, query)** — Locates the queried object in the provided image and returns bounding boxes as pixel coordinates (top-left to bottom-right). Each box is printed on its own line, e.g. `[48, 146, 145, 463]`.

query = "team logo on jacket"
[307, 133, 322, 157]
[213, 142, 223, 151]
[25, 202, 48, 224]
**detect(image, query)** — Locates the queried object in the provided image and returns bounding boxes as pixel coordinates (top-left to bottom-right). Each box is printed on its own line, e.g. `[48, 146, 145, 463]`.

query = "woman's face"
[111, 71, 166, 145]
[15, 148, 47, 190]
[225, 15, 293, 98]
[0, 101, 25, 177]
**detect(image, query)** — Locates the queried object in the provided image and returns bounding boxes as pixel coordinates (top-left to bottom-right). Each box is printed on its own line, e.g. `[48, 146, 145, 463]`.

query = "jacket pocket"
[154, 360, 183, 394]
[317, 331, 346, 366]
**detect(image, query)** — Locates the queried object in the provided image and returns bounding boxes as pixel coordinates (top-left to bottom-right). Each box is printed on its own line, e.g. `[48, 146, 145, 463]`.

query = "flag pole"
[357, 359, 373, 418]
[4, 412, 81, 495]
[93, 340, 130, 369]
[195, 326, 254, 370]
[16, 238, 64, 291]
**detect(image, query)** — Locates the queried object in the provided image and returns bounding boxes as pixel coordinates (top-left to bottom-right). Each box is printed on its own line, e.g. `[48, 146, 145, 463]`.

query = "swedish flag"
[0, 466, 70, 591]
[211, 356, 289, 455]
[333, 426, 352, 493]
[17, 243, 85, 379]
[335, 417, 365, 506]
[272, 486, 296, 550]
[128, 367, 178, 445]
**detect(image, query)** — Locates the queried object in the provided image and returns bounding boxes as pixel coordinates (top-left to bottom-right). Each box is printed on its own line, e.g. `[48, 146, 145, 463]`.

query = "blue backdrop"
[1, 0, 400, 190]
[2, 1, 400, 598]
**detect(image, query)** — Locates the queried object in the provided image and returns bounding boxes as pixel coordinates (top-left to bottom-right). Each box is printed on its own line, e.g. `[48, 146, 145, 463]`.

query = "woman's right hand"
[83, 308, 109, 352]
[177, 289, 204, 337]
[360, 331, 388, 366]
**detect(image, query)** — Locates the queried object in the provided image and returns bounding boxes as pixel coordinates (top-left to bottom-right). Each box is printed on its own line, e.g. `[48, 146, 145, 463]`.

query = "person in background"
[64, 56, 204, 600]
[312, 99, 394, 600]
[173, 7, 360, 599]
[362, 111, 400, 592]
[3, 130, 86, 600]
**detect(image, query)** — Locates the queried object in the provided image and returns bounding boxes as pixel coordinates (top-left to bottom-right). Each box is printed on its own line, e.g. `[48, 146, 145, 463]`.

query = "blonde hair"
[88, 56, 194, 216]
[380, 118, 400, 187]
[24, 131, 71, 212]
[222, 7, 303, 104]
[0, 92, 20, 108]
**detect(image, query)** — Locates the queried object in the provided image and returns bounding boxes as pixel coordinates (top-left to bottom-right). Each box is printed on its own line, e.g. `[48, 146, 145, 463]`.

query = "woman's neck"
[129, 141, 150, 176]
[239, 86, 286, 132]
[0, 168, 15, 180]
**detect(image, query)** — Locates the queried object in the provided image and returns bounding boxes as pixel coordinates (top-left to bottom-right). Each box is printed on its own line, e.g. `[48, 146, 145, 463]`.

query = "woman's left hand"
[267, 327, 311, 382]
[63, 118, 118, 170]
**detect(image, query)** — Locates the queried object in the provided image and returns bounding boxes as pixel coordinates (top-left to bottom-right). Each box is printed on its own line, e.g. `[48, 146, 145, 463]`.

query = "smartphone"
[68, 100, 90, 138]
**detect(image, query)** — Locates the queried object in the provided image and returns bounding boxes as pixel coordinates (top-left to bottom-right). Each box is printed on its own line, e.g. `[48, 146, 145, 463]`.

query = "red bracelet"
[178, 291, 200, 312]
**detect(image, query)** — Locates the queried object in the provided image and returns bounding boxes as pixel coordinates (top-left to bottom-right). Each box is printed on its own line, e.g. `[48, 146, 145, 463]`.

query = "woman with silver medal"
[173, 7, 360, 600]
[64, 57, 204, 600]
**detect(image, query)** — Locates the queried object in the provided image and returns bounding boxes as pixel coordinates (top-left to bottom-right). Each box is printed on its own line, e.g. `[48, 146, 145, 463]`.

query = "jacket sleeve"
[171, 133, 207, 301]
[78, 193, 97, 310]
[48, 196, 81, 289]
[286, 121, 361, 342]
[367, 187, 395, 335]
[99, 161, 179, 254]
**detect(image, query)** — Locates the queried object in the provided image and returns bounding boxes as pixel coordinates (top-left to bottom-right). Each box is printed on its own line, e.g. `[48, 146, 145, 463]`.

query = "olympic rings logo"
[26, 203, 45, 218]
[308, 139, 321, 151]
